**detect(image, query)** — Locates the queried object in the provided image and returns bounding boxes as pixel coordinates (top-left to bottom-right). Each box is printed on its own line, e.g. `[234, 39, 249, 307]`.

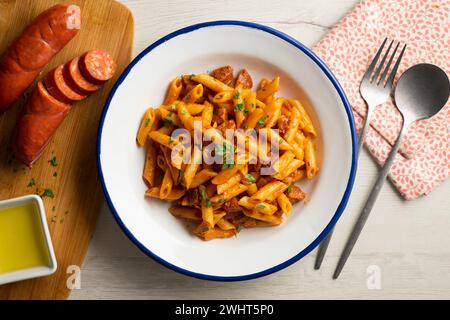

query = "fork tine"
[362, 38, 387, 82]
[378, 42, 399, 86]
[384, 44, 407, 88]
[372, 40, 394, 83]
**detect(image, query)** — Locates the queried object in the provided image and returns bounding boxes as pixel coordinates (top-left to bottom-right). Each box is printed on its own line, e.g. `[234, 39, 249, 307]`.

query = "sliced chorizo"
[0, 4, 80, 111]
[44, 65, 86, 104]
[211, 65, 234, 86]
[235, 69, 253, 89]
[79, 50, 117, 85]
[63, 56, 101, 95]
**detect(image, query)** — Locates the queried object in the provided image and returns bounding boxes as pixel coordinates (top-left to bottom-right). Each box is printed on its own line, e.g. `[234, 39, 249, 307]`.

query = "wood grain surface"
[72, 0, 450, 300]
[0, 0, 133, 299]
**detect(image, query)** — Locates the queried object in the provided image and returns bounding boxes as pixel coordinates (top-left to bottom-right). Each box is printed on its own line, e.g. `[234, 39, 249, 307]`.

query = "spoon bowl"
[394, 63, 450, 123]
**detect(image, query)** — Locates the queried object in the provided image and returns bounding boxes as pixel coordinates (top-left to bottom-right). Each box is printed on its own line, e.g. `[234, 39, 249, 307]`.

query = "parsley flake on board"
[27, 178, 36, 188]
[41, 189, 54, 198]
[48, 156, 58, 167]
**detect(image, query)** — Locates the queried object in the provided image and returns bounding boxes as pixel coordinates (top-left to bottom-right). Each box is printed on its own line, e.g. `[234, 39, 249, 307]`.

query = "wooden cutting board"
[0, 0, 133, 299]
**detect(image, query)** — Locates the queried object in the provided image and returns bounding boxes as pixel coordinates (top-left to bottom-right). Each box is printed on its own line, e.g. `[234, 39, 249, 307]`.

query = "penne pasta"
[160, 169, 174, 199]
[210, 184, 248, 203]
[217, 173, 241, 194]
[242, 209, 282, 225]
[277, 193, 292, 216]
[149, 131, 178, 149]
[251, 181, 288, 202]
[289, 99, 317, 137]
[238, 196, 278, 215]
[169, 206, 201, 221]
[164, 77, 182, 105]
[143, 144, 157, 186]
[192, 73, 233, 92]
[257, 76, 280, 101]
[304, 136, 319, 179]
[183, 84, 203, 103]
[190, 168, 218, 188]
[138, 67, 318, 240]
[136, 107, 156, 146]
[145, 187, 185, 200]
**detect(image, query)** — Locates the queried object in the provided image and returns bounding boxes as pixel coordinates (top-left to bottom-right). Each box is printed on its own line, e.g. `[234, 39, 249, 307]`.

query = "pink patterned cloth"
[312, 0, 450, 200]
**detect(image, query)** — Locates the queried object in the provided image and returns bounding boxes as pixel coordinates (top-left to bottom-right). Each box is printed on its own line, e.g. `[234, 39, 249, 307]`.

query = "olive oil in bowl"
[0, 195, 57, 285]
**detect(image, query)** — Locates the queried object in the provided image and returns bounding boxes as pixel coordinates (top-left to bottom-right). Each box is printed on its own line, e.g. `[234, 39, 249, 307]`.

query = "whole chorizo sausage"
[0, 4, 81, 111]
[13, 82, 72, 167]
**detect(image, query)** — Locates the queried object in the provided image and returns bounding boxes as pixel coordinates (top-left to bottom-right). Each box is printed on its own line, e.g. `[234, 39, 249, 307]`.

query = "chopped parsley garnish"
[257, 117, 266, 126]
[233, 91, 240, 100]
[200, 190, 207, 202]
[218, 199, 226, 204]
[215, 142, 234, 156]
[245, 173, 256, 183]
[236, 225, 242, 233]
[162, 118, 174, 126]
[168, 137, 174, 145]
[279, 138, 283, 144]
[200, 190, 212, 208]
[284, 134, 290, 139]
[41, 189, 54, 198]
[287, 184, 293, 193]
[256, 204, 266, 209]
[244, 108, 250, 113]
[179, 171, 185, 177]
[189, 74, 195, 80]
[48, 156, 58, 167]
[144, 118, 151, 127]
[27, 178, 36, 187]
[53, 172, 58, 177]
[222, 159, 235, 170]
[170, 103, 178, 111]
[181, 108, 187, 115]
[234, 103, 244, 112]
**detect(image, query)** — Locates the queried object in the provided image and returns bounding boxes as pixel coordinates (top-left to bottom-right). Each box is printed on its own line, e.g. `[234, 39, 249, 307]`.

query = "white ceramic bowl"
[98, 21, 357, 281]
[0, 195, 57, 285]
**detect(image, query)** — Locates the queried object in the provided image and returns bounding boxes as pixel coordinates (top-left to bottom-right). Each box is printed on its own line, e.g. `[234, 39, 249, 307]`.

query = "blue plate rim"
[96, 20, 358, 282]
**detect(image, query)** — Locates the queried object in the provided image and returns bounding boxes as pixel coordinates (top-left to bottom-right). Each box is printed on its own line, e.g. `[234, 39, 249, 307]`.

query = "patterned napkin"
[313, 0, 450, 200]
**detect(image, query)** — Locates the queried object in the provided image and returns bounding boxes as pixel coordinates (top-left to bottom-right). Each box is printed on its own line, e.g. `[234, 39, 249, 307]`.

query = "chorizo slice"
[63, 57, 101, 95]
[235, 69, 253, 89]
[0, 4, 80, 111]
[79, 50, 117, 85]
[286, 186, 306, 203]
[13, 82, 72, 167]
[210, 65, 234, 86]
[44, 64, 86, 104]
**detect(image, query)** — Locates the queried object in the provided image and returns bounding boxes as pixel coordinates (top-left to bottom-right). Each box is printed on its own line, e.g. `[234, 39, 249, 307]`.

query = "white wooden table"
[70, 0, 450, 299]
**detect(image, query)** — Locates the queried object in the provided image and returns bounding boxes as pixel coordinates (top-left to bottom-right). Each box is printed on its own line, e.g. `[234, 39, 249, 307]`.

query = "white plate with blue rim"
[97, 21, 357, 281]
